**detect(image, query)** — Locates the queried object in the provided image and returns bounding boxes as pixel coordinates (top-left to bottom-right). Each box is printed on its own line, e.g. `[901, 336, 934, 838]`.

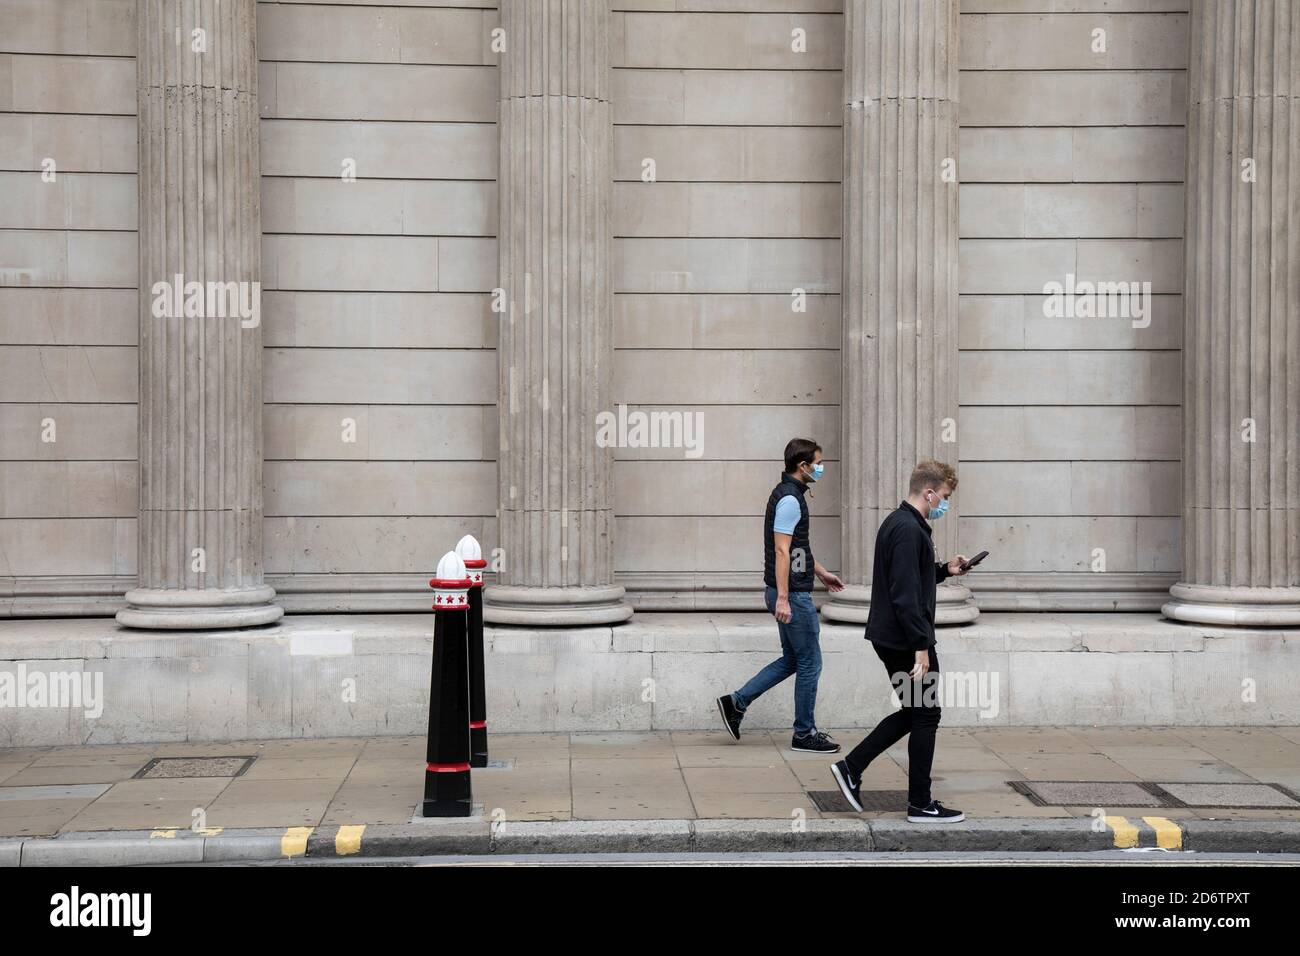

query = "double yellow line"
[280, 824, 367, 858]
[147, 824, 368, 858]
[1103, 815, 1183, 849]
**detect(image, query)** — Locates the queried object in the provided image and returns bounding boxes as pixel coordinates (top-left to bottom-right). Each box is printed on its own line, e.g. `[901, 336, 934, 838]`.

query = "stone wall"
[255, 0, 499, 607]
[611, 2, 843, 607]
[958, 0, 1187, 610]
[2, 0, 1295, 621]
[0, 0, 139, 612]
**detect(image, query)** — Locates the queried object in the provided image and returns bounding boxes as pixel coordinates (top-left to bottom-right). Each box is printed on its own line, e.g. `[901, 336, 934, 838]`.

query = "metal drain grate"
[808, 789, 907, 812]
[1008, 780, 1170, 807]
[134, 756, 257, 779]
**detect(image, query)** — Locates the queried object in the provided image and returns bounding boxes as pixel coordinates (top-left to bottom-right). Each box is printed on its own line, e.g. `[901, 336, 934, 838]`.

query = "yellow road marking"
[1104, 815, 1139, 848]
[1143, 816, 1183, 849]
[149, 829, 177, 839]
[195, 826, 224, 837]
[282, 826, 314, 858]
[336, 825, 365, 856]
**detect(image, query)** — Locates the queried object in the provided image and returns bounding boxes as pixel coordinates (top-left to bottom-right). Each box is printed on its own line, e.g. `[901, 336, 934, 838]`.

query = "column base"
[821, 582, 979, 625]
[483, 584, 633, 626]
[116, 585, 284, 630]
[1162, 583, 1300, 627]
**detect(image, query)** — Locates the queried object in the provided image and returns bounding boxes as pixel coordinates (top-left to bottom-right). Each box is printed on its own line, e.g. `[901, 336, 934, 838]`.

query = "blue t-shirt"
[773, 494, 800, 535]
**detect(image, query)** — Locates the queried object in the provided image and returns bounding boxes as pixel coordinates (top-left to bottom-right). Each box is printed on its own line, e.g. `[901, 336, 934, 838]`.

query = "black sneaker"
[716, 694, 743, 741]
[906, 799, 965, 823]
[791, 730, 840, 753]
[830, 759, 863, 812]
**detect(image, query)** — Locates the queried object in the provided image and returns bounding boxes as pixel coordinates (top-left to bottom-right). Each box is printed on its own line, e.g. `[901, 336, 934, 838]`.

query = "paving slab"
[675, 746, 788, 768]
[689, 791, 821, 819]
[238, 757, 359, 781]
[968, 729, 1091, 753]
[0, 783, 111, 802]
[2, 763, 151, 786]
[96, 778, 232, 802]
[998, 754, 1141, 781]
[1104, 757, 1255, 783]
[683, 765, 805, 794]
[571, 757, 682, 785]
[0, 764, 30, 785]
[572, 788, 697, 820]
[0, 801, 95, 837]
[26, 750, 154, 767]
[61, 801, 216, 832]
[569, 734, 677, 759]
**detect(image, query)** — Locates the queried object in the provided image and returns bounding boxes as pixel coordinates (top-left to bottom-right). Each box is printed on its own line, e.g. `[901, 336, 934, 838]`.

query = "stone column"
[823, 0, 976, 625]
[1163, 0, 1300, 626]
[117, 0, 281, 629]
[485, 0, 631, 626]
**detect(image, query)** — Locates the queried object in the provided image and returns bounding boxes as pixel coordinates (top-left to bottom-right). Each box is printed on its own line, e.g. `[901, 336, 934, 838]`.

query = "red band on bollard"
[426, 762, 471, 772]
[469, 720, 487, 729]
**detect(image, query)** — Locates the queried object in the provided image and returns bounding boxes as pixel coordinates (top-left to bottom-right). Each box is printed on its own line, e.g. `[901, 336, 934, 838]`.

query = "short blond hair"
[909, 459, 958, 494]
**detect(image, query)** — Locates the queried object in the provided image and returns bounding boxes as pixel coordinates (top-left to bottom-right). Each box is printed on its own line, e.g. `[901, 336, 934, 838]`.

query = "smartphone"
[960, 550, 989, 572]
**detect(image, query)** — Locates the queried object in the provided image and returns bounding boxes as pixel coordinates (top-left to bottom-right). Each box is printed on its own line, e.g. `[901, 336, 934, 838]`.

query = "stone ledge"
[1, 613, 1298, 745]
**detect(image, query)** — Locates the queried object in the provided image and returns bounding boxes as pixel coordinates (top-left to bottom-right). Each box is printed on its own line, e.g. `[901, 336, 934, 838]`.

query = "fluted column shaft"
[1164, 0, 1300, 626]
[486, 0, 631, 625]
[118, 0, 280, 629]
[825, 0, 975, 624]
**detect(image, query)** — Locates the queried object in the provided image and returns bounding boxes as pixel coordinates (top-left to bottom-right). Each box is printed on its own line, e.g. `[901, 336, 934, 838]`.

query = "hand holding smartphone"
[959, 550, 989, 572]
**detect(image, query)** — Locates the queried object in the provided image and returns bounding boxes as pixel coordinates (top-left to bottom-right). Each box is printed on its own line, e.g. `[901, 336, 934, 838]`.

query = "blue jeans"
[732, 587, 822, 736]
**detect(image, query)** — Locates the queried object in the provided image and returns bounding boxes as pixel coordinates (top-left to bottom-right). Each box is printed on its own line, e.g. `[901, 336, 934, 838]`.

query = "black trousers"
[845, 643, 941, 807]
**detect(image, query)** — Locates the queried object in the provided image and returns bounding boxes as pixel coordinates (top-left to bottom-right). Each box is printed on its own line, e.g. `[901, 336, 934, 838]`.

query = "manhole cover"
[134, 756, 256, 779]
[1008, 781, 1169, 807]
[808, 789, 907, 812]
[1153, 782, 1300, 809]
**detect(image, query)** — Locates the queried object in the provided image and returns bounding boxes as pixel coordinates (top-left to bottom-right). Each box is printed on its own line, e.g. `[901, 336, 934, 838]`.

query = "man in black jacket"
[830, 459, 970, 823]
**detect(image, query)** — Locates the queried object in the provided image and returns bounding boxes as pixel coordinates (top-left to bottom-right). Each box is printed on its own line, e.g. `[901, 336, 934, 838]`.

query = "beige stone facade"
[1, 0, 1297, 628]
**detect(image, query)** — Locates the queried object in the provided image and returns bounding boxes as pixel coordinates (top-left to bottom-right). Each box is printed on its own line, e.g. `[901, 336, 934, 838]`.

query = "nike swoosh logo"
[924, 808, 939, 815]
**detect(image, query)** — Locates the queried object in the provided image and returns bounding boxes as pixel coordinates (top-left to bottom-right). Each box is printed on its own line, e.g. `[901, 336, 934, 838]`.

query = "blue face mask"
[807, 463, 824, 482]
[926, 494, 949, 521]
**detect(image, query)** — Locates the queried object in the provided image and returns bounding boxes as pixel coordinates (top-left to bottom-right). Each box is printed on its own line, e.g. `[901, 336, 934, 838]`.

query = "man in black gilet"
[716, 438, 844, 753]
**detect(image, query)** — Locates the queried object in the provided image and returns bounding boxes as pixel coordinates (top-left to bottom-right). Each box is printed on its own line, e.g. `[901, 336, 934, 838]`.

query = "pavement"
[4, 726, 1300, 865]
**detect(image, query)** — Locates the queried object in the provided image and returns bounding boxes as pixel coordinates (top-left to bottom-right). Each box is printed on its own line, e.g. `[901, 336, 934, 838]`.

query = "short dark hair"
[908, 459, 958, 494]
[784, 438, 821, 474]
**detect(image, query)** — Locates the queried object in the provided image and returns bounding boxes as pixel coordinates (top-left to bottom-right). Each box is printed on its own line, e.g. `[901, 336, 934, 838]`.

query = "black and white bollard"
[455, 534, 490, 769]
[423, 551, 473, 817]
